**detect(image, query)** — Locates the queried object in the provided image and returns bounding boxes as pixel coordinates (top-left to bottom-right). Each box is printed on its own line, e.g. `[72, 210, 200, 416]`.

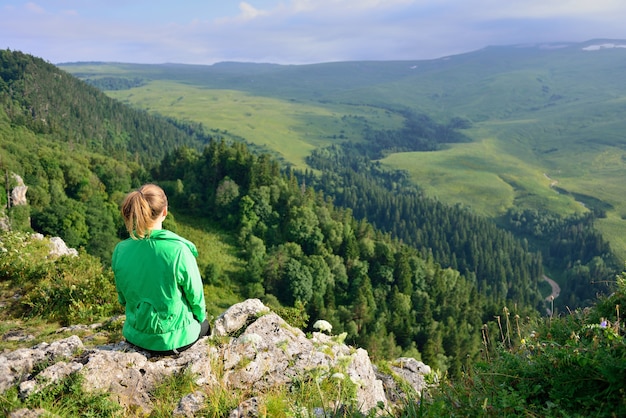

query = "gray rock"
[212, 298, 270, 336]
[8, 408, 54, 418]
[19, 361, 83, 398]
[0, 334, 84, 393]
[10, 174, 28, 206]
[390, 357, 431, 393]
[1, 300, 428, 416]
[229, 396, 261, 418]
[173, 390, 208, 417]
[48, 236, 78, 257]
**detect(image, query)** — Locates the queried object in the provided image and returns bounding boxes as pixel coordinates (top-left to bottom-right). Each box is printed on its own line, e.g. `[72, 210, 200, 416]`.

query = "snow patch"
[582, 43, 626, 51]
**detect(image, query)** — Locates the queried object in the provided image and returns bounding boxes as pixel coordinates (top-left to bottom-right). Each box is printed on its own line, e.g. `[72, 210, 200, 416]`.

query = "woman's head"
[121, 184, 168, 239]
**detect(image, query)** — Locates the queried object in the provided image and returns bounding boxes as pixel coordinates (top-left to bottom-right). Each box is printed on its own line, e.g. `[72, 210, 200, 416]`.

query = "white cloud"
[457, 0, 626, 19]
[25, 2, 45, 14]
[1, 0, 625, 65]
[239, 2, 269, 20]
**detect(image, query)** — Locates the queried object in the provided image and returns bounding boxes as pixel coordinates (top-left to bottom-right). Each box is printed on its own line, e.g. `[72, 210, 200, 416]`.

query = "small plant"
[0, 231, 122, 326]
[0, 372, 122, 417]
[270, 300, 310, 330]
[148, 368, 198, 418]
[417, 274, 626, 417]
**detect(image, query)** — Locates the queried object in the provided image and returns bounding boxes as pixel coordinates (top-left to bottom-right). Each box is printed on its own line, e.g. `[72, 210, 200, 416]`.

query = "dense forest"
[305, 135, 618, 311]
[0, 49, 618, 376]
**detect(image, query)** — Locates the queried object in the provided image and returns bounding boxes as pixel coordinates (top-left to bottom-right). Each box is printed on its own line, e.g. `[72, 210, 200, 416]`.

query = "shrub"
[419, 273, 626, 417]
[0, 231, 122, 325]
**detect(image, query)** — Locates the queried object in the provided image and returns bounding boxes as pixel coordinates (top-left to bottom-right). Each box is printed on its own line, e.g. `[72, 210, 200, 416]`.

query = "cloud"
[25, 2, 45, 14]
[1, 0, 625, 65]
[239, 2, 269, 20]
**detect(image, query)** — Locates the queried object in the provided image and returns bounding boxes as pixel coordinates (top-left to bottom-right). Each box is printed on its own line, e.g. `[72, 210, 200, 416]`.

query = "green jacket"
[112, 229, 206, 351]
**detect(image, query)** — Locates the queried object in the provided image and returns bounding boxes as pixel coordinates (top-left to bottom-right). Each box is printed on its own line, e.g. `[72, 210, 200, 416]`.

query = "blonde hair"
[121, 184, 168, 239]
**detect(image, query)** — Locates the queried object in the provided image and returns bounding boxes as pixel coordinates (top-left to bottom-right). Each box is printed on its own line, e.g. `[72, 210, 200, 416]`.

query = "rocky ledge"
[1, 299, 431, 417]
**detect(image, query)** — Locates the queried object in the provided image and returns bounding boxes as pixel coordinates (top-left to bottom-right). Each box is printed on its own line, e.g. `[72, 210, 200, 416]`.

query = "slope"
[59, 40, 626, 259]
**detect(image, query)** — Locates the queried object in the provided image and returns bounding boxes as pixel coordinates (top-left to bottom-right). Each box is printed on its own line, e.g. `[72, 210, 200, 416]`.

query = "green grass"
[106, 81, 403, 170]
[380, 134, 584, 218]
[60, 46, 626, 261]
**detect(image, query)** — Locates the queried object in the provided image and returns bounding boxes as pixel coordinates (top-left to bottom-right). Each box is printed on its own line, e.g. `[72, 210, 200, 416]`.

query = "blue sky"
[1, 0, 625, 65]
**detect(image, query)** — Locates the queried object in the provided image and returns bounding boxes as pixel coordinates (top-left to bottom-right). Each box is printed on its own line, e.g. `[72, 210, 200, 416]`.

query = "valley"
[60, 41, 626, 260]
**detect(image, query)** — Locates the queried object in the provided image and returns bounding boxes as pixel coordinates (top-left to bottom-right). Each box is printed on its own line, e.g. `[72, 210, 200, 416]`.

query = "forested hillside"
[0, 49, 503, 375]
[60, 42, 626, 311]
[0, 49, 617, 376]
[0, 49, 215, 260]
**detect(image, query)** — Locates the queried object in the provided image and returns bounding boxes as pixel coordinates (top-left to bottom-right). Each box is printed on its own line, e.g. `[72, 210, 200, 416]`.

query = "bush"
[0, 231, 122, 325]
[420, 273, 626, 417]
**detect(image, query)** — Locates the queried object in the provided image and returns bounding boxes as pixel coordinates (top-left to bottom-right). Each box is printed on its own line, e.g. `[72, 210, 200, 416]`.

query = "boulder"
[10, 173, 28, 206]
[1, 300, 432, 416]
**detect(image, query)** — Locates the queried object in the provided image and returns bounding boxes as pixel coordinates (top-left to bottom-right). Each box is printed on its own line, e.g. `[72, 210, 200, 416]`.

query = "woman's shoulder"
[151, 230, 198, 256]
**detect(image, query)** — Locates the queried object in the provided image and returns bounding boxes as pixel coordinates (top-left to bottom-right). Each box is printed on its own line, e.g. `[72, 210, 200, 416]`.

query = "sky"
[1, 0, 625, 65]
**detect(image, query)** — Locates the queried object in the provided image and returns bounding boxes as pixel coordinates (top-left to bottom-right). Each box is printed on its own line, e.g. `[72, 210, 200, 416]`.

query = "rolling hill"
[59, 40, 626, 260]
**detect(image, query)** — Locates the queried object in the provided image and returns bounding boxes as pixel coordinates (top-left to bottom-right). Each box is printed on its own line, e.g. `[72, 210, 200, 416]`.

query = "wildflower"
[600, 319, 608, 328]
[313, 319, 333, 334]
[331, 372, 345, 380]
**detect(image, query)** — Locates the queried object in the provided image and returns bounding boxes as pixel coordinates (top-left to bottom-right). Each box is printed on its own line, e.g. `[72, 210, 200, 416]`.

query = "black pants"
[140, 318, 210, 356]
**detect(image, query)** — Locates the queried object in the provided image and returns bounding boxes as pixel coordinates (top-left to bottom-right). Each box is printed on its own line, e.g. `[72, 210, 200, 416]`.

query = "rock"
[30, 233, 78, 257]
[229, 396, 261, 418]
[19, 361, 83, 398]
[222, 312, 388, 413]
[48, 236, 78, 257]
[1, 299, 429, 416]
[79, 338, 218, 414]
[0, 334, 84, 393]
[390, 357, 432, 393]
[173, 391, 207, 417]
[212, 298, 270, 336]
[376, 357, 433, 409]
[8, 408, 53, 418]
[10, 174, 28, 206]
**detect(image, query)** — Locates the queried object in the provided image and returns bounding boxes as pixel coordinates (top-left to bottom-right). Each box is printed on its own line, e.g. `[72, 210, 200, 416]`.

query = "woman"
[112, 183, 209, 355]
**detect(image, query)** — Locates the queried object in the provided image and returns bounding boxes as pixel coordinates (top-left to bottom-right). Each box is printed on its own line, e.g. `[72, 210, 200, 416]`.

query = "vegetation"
[0, 372, 123, 417]
[1, 47, 625, 415]
[60, 43, 626, 262]
[0, 229, 623, 417]
[421, 272, 626, 417]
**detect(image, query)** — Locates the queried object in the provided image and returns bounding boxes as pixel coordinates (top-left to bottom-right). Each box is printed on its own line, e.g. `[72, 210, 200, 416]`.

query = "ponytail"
[121, 184, 168, 239]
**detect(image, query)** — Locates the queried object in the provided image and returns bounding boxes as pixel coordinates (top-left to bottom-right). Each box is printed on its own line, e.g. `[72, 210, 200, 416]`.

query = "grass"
[380, 134, 584, 218]
[60, 47, 626, 262]
[421, 275, 626, 417]
[106, 81, 403, 170]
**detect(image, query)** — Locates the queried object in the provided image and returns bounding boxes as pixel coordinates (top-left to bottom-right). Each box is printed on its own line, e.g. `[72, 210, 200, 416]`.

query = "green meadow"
[106, 81, 403, 169]
[61, 42, 626, 260]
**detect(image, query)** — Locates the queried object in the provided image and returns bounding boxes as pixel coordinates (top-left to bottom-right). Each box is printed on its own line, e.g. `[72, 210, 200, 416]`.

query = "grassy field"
[106, 81, 403, 169]
[60, 43, 626, 261]
[380, 134, 584, 218]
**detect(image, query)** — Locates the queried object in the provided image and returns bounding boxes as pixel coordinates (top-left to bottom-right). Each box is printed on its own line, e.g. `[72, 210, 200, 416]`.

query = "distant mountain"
[59, 40, 626, 264]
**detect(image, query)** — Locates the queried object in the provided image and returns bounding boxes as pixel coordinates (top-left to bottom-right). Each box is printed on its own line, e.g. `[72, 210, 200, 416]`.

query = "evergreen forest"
[0, 47, 622, 385]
